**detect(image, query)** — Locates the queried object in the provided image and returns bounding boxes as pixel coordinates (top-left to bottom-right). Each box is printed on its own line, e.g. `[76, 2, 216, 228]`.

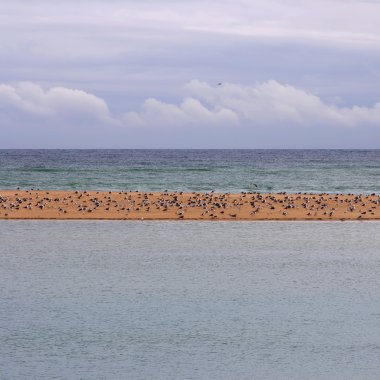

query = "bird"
[217, 83, 222, 86]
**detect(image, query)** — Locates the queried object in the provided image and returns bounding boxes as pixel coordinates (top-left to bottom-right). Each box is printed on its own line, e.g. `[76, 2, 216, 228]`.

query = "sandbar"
[0, 190, 379, 220]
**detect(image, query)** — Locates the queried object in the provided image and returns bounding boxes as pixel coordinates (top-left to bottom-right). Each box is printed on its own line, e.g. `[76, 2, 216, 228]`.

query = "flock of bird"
[0, 190, 379, 220]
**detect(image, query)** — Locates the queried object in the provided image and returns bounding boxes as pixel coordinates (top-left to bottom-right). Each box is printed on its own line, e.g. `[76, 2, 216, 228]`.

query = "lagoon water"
[1, 221, 380, 379]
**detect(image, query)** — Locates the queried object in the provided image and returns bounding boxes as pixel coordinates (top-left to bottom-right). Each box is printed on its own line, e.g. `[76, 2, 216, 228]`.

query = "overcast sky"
[1, 0, 380, 148]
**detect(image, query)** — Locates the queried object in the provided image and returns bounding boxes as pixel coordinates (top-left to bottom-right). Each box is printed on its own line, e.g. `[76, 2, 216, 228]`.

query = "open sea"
[0, 149, 379, 193]
[1, 150, 380, 379]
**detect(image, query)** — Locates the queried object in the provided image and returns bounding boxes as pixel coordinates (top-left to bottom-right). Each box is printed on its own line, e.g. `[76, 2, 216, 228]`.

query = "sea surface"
[0, 149, 379, 193]
[1, 151, 380, 379]
[1, 221, 380, 380]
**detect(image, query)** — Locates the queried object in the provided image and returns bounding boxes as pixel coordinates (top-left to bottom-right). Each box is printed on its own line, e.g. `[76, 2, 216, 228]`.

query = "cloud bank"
[0, 82, 119, 128]
[1, 80, 380, 147]
[126, 80, 380, 129]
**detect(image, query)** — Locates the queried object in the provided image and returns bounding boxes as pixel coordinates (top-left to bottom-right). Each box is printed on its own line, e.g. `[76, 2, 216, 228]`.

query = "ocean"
[0, 149, 379, 193]
[1, 150, 380, 379]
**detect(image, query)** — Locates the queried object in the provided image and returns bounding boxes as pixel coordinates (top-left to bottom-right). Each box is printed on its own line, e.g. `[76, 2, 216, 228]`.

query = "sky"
[1, 0, 380, 148]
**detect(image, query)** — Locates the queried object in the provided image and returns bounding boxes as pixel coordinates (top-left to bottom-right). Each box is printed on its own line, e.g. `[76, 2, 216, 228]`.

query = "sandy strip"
[0, 190, 379, 220]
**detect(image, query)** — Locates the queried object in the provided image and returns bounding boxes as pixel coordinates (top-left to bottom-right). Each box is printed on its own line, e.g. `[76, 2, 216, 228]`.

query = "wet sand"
[0, 190, 379, 220]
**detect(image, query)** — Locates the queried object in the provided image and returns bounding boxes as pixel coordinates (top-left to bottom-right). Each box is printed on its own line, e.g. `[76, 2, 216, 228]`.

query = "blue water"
[0, 149, 379, 193]
[1, 221, 380, 379]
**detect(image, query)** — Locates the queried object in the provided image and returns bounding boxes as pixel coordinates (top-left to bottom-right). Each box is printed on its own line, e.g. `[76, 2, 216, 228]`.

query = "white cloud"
[125, 80, 380, 129]
[0, 82, 120, 127]
[123, 97, 239, 128]
[1, 80, 380, 148]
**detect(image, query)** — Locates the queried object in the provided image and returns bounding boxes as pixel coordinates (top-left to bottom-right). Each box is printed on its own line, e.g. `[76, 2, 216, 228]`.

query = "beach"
[0, 189, 379, 220]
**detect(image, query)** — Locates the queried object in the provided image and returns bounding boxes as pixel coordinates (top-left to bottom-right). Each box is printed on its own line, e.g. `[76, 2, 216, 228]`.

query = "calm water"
[1, 221, 380, 379]
[0, 149, 379, 193]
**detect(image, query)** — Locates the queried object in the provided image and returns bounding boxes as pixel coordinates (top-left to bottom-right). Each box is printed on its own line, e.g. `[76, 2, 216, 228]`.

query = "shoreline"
[1, 190, 379, 221]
